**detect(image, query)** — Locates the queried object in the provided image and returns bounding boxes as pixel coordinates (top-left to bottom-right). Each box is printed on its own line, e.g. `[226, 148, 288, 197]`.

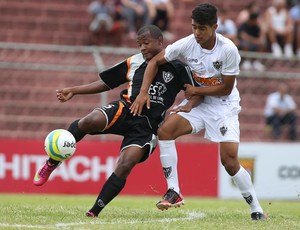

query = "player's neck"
[201, 34, 216, 50]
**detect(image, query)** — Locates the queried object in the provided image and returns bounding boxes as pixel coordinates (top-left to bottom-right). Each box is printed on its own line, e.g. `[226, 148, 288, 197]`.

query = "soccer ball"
[44, 129, 76, 161]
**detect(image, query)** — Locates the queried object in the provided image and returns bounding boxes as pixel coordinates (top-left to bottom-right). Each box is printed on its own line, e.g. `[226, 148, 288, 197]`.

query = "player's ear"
[212, 23, 218, 31]
[158, 36, 163, 45]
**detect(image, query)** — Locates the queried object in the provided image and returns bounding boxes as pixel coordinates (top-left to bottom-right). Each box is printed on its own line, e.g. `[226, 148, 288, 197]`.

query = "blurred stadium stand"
[0, 0, 299, 142]
[0, 0, 276, 46]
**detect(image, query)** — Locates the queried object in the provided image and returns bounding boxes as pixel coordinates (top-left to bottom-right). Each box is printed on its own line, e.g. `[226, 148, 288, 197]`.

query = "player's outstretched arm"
[56, 80, 110, 103]
[130, 50, 167, 115]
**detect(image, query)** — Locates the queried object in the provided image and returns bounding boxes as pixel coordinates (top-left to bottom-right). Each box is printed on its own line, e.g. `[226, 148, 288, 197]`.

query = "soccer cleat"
[86, 211, 98, 218]
[156, 188, 184, 210]
[251, 212, 268, 221]
[33, 160, 58, 186]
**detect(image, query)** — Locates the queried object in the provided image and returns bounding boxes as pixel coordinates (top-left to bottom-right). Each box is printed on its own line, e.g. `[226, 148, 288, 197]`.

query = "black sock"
[48, 158, 60, 165]
[68, 119, 86, 142]
[89, 173, 126, 216]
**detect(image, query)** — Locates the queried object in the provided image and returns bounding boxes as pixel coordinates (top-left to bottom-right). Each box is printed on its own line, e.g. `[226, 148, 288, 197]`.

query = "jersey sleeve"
[221, 44, 241, 76]
[171, 60, 195, 87]
[99, 59, 129, 89]
[164, 35, 192, 62]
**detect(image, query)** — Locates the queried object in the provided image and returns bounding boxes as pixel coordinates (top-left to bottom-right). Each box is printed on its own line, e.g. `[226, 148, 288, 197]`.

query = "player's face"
[192, 20, 217, 49]
[137, 31, 163, 61]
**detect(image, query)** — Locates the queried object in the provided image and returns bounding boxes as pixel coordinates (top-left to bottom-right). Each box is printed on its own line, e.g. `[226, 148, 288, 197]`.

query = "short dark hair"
[249, 12, 259, 20]
[191, 3, 218, 26]
[137, 25, 163, 39]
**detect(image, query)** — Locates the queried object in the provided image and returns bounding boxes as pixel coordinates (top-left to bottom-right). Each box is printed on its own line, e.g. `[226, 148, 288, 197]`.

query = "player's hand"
[56, 89, 74, 103]
[170, 103, 193, 113]
[130, 92, 150, 116]
[184, 84, 196, 99]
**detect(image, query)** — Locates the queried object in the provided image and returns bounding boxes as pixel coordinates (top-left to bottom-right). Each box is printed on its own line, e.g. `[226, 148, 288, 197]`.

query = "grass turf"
[0, 194, 299, 229]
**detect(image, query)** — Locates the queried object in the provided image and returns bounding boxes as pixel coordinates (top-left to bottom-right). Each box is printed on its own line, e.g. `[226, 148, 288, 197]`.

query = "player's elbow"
[223, 88, 233, 96]
[216, 88, 232, 97]
[221, 85, 234, 96]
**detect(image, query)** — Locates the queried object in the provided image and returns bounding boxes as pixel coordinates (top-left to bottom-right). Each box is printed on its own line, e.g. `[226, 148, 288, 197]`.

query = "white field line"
[0, 211, 206, 229]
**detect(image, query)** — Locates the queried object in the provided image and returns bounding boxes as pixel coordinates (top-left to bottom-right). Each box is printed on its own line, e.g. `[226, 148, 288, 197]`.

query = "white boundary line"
[0, 211, 205, 229]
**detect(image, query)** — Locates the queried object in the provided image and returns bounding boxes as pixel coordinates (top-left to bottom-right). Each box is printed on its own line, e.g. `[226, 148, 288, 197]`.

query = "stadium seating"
[0, 0, 275, 47]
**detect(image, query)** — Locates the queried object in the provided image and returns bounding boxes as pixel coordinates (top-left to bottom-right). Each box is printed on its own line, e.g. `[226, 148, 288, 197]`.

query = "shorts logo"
[213, 60, 222, 71]
[163, 167, 172, 178]
[220, 126, 228, 136]
[162, 71, 174, 83]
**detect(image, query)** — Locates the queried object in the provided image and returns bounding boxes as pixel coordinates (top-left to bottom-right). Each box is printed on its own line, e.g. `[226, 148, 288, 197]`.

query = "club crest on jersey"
[213, 60, 222, 71]
[162, 71, 174, 83]
[220, 126, 228, 136]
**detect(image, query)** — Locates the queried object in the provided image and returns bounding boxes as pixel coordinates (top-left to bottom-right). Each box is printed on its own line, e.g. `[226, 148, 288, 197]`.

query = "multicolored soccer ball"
[44, 129, 76, 161]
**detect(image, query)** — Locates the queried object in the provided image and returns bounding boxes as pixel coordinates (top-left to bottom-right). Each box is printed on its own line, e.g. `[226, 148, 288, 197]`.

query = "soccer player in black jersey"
[33, 25, 202, 217]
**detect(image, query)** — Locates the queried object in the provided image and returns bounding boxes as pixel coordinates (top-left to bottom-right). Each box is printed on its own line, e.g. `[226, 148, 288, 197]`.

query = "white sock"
[231, 166, 263, 214]
[159, 140, 180, 194]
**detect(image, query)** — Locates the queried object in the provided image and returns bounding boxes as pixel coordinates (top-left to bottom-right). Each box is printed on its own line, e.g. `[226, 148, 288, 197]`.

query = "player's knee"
[221, 158, 239, 176]
[115, 160, 136, 178]
[79, 111, 104, 132]
[157, 125, 173, 140]
[68, 119, 86, 142]
[78, 117, 94, 132]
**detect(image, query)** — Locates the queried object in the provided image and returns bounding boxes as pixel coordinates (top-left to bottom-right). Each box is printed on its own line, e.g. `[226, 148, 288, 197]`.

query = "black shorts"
[94, 100, 157, 162]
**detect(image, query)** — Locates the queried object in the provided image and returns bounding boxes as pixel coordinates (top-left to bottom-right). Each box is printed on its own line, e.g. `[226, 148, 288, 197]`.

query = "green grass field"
[0, 194, 299, 230]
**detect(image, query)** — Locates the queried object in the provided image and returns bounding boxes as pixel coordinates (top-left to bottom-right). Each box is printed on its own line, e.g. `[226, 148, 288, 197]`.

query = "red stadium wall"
[0, 139, 218, 197]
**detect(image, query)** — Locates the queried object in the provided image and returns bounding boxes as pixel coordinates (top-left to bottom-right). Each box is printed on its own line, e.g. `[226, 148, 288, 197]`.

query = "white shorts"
[176, 99, 241, 143]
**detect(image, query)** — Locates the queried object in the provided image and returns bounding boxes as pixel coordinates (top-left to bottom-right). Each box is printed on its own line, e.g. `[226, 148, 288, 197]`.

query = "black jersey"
[99, 53, 194, 126]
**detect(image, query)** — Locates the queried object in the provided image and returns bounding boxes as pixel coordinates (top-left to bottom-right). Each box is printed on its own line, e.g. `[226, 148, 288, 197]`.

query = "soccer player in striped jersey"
[33, 25, 202, 217]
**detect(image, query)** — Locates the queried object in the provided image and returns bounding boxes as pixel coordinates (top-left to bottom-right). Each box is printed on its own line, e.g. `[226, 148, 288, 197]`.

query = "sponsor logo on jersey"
[148, 82, 167, 105]
[155, 82, 167, 96]
[213, 60, 222, 70]
[186, 57, 198, 63]
[162, 71, 174, 83]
